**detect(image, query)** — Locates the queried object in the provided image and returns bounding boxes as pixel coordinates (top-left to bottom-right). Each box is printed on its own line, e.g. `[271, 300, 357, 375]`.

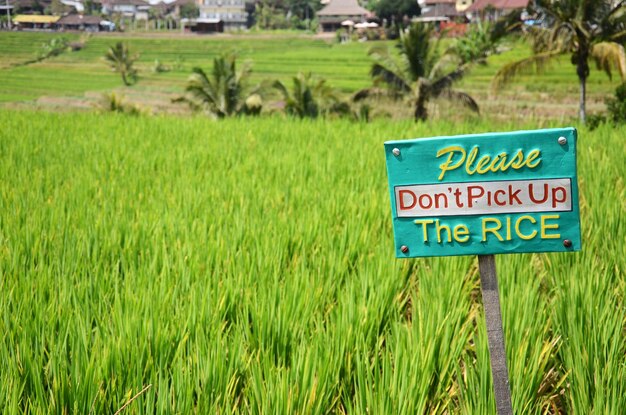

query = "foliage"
[8, 37, 73, 67]
[446, 22, 498, 65]
[372, 0, 420, 27]
[0, 110, 624, 413]
[492, 0, 626, 123]
[38, 37, 70, 60]
[152, 59, 170, 73]
[255, 1, 291, 30]
[242, 93, 263, 115]
[253, 0, 320, 30]
[605, 81, 626, 123]
[104, 42, 139, 86]
[176, 53, 260, 118]
[272, 72, 346, 118]
[287, 0, 319, 29]
[356, 23, 479, 121]
[46, 0, 70, 15]
[19, 0, 44, 13]
[83, 0, 97, 15]
[588, 81, 626, 129]
[179, 1, 199, 19]
[99, 92, 143, 115]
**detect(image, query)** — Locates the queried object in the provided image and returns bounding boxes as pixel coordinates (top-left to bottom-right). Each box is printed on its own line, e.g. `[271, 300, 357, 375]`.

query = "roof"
[467, 0, 528, 12]
[57, 14, 104, 24]
[316, 0, 369, 17]
[13, 14, 60, 23]
[196, 18, 222, 23]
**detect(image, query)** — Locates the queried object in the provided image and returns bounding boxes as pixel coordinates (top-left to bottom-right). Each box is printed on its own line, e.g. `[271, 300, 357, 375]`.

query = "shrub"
[605, 82, 626, 124]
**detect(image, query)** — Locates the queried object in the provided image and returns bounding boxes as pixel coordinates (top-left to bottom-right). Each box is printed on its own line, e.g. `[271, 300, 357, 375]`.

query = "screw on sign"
[384, 128, 581, 414]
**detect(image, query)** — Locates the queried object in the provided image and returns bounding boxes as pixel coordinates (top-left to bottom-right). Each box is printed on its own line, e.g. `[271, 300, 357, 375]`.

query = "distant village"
[0, 0, 530, 33]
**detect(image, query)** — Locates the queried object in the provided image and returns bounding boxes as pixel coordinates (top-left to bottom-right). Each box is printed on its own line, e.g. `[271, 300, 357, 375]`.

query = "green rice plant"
[0, 110, 623, 413]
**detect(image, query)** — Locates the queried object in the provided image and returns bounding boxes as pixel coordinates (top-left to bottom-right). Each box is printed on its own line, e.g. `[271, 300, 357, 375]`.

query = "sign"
[385, 128, 581, 257]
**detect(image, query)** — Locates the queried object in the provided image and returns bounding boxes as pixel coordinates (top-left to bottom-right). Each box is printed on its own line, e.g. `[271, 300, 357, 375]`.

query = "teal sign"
[385, 128, 581, 258]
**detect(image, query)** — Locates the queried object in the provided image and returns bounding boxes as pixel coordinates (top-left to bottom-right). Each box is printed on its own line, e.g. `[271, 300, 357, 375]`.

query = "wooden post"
[478, 255, 513, 415]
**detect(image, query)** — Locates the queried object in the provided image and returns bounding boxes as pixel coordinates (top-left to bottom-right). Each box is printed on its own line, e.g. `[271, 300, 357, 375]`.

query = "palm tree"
[104, 42, 138, 86]
[177, 54, 260, 118]
[355, 23, 480, 122]
[272, 72, 347, 118]
[492, 0, 626, 123]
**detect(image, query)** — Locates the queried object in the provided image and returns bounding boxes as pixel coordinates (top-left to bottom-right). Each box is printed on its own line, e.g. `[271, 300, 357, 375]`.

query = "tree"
[287, 0, 319, 29]
[176, 54, 261, 118]
[179, 1, 199, 19]
[492, 0, 626, 123]
[272, 72, 346, 118]
[48, 0, 70, 15]
[355, 23, 479, 121]
[104, 42, 138, 86]
[255, 1, 290, 30]
[372, 0, 420, 28]
[84, 0, 96, 15]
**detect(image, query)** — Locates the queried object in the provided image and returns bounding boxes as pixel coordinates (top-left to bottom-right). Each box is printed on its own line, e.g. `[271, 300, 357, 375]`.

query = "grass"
[0, 110, 624, 413]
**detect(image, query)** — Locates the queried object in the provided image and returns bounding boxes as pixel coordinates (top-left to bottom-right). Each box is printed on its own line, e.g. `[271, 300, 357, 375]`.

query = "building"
[456, 0, 473, 12]
[316, 0, 370, 32]
[198, 0, 246, 30]
[419, 0, 458, 19]
[101, 0, 151, 19]
[415, 0, 468, 35]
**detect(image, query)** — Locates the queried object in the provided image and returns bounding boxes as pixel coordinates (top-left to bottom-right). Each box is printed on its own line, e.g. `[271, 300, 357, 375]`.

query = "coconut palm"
[104, 42, 138, 86]
[273, 72, 347, 118]
[177, 54, 260, 118]
[492, 0, 626, 123]
[355, 23, 480, 122]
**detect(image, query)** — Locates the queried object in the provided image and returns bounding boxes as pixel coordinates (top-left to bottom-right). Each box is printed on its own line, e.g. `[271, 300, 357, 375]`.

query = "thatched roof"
[317, 0, 369, 17]
[57, 14, 103, 25]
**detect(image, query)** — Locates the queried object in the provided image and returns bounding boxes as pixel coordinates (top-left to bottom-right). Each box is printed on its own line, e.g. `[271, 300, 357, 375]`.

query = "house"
[56, 13, 105, 30]
[467, 0, 528, 21]
[456, 0, 473, 12]
[197, 0, 246, 31]
[316, 0, 370, 32]
[418, 0, 464, 20]
[415, 0, 468, 35]
[101, 0, 150, 19]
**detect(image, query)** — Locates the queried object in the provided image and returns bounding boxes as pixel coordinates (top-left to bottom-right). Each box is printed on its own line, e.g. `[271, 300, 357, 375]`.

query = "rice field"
[0, 32, 623, 120]
[0, 110, 624, 413]
[0, 32, 373, 102]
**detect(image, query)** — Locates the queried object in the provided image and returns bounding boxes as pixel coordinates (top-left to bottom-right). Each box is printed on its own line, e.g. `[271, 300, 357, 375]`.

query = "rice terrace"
[0, 0, 625, 413]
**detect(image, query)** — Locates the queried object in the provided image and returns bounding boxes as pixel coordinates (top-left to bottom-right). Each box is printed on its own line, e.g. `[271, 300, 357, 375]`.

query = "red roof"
[467, 0, 528, 12]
